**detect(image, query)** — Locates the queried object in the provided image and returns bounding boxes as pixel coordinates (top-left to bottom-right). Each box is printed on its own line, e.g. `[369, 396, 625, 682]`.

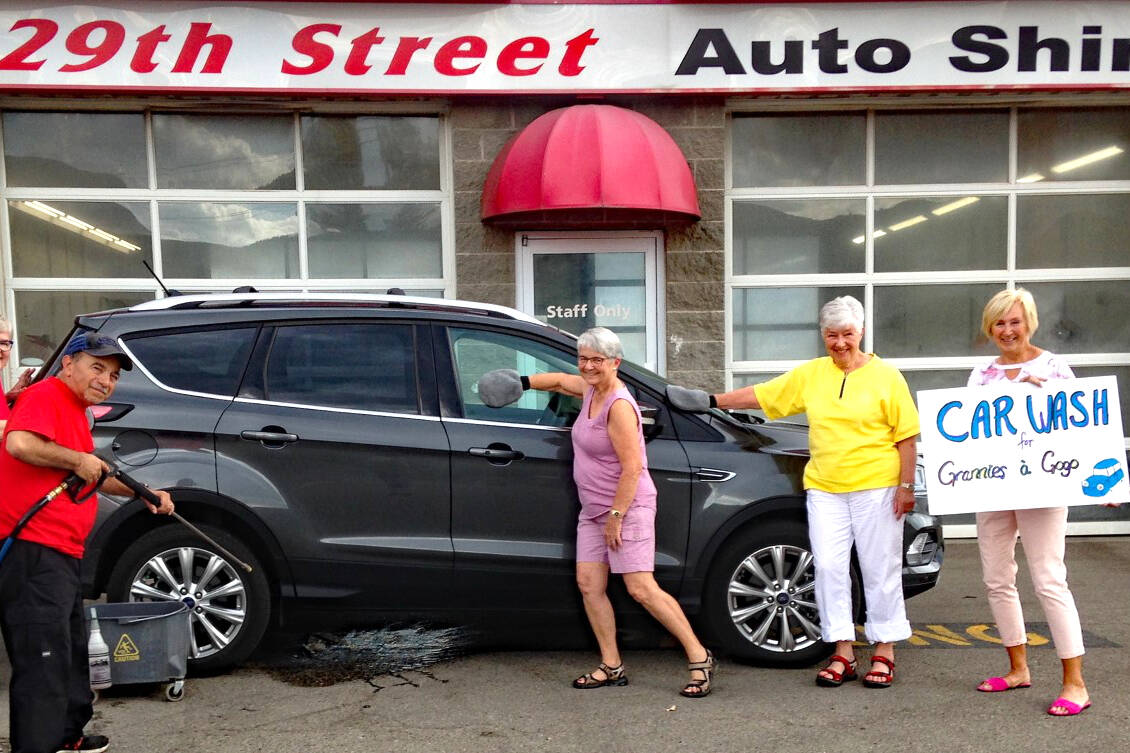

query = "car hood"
[706, 411, 811, 458]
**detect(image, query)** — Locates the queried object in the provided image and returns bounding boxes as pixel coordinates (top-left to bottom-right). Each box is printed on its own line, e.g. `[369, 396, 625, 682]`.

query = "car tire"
[106, 524, 271, 673]
[702, 520, 861, 668]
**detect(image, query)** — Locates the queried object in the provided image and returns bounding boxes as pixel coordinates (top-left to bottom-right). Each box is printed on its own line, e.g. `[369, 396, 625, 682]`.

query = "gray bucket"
[89, 602, 190, 688]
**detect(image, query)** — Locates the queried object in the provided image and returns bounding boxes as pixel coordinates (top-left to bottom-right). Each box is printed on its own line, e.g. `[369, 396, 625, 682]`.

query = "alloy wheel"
[127, 545, 247, 660]
[725, 543, 822, 653]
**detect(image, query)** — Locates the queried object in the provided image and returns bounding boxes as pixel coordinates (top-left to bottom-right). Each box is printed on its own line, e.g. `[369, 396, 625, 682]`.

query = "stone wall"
[450, 96, 726, 392]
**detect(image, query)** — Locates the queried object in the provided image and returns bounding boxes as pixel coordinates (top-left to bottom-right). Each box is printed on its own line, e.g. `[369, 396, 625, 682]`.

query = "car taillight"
[89, 403, 133, 423]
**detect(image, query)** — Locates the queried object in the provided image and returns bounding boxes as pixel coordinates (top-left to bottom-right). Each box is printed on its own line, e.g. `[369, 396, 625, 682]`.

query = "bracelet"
[520, 375, 531, 390]
[709, 395, 718, 408]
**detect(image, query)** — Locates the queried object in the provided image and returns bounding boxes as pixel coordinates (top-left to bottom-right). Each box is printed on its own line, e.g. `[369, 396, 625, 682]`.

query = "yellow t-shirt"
[753, 356, 920, 493]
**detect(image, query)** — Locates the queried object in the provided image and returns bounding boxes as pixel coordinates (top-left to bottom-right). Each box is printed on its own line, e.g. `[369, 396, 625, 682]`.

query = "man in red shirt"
[0, 332, 174, 753]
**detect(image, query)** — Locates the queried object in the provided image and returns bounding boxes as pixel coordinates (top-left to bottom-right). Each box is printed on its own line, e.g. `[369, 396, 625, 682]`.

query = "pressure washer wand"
[109, 467, 254, 574]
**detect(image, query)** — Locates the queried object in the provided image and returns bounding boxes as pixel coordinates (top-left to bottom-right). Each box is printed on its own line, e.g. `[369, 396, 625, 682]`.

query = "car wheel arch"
[88, 488, 292, 608]
[689, 495, 808, 583]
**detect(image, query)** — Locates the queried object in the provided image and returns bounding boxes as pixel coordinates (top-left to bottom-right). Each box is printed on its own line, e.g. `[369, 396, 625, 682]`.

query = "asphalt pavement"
[1, 538, 1128, 753]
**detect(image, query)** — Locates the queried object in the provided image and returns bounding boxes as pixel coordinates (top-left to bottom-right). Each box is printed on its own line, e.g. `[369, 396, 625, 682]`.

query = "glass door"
[517, 231, 663, 373]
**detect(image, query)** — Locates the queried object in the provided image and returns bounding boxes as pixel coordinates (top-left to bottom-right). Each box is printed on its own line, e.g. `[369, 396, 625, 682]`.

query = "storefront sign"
[1, 2, 1130, 94]
[918, 377, 1129, 516]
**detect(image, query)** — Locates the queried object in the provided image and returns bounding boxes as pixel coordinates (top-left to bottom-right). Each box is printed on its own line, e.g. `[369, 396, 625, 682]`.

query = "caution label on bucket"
[114, 634, 140, 662]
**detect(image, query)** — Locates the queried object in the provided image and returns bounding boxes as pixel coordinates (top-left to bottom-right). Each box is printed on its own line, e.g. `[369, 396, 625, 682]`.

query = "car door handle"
[468, 445, 525, 464]
[241, 430, 299, 444]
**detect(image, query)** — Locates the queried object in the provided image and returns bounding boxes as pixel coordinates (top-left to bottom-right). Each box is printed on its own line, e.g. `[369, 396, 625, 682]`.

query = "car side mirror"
[639, 403, 662, 440]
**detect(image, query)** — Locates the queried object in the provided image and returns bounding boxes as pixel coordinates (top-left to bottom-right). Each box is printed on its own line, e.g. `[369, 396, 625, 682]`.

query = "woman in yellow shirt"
[667, 295, 919, 688]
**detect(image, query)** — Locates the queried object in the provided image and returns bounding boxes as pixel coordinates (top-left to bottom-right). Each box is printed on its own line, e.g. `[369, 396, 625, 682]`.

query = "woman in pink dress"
[479, 326, 715, 698]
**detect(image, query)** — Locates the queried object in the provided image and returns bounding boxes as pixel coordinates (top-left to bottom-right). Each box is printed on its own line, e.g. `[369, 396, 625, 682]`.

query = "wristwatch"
[610, 509, 624, 519]
[898, 482, 915, 491]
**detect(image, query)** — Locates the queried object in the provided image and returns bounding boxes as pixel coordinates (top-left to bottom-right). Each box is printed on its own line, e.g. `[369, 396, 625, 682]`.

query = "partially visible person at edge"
[477, 326, 716, 698]
[0, 314, 34, 433]
[966, 288, 1118, 717]
[0, 332, 175, 753]
[665, 295, 919, 690]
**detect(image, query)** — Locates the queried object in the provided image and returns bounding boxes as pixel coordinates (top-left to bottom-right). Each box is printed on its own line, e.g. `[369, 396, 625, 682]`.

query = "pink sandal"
[1047, 697, 1091, 716]
[977, 676, 1031, 692]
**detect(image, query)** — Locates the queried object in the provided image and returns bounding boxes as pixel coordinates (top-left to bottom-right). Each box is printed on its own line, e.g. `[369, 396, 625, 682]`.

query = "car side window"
[264, 323, 419, 414]
[126, 327, 258, 397]
[449, 327, 581, 427]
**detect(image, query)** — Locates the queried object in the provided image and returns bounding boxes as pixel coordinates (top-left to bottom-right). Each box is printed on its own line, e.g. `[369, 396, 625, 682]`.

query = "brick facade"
[451, 97, 726, 392]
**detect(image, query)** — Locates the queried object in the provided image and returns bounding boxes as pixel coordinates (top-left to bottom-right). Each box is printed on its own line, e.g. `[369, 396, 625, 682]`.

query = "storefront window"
[731, 113, 865, 187]
[733, 199, 864, 275]
[875, 110, 1008, 184]
[2, 112, 146, 188]
[1017, 193, 1130, 268]
[159, 202, 299, 279]
[306, 203, 442, 278]
[1024, 281, 1130, 354]
[732, 286, 863, 362]
[153, 114, 295, 190]
[874, 195, 1007, 272]
[301, 116, 440, 190]
[873, 283, 1002, 358]
[8, 200, 151, 277]
[14, 290, 151, 365]
[1018, 108, 1130, 183]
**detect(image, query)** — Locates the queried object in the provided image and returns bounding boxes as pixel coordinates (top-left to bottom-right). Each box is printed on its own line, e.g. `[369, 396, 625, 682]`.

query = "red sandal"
[815, 655, 858, 687]
[862, 655, 895, 688]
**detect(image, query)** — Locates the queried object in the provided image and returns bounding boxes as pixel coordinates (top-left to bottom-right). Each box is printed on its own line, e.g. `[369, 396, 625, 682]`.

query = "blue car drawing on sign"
[1081, 458, 1125, 498]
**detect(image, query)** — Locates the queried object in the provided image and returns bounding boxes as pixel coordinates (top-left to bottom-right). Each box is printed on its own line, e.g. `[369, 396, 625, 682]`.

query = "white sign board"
[1, 2, 1130, 94]
[918, 376, 1129, 516]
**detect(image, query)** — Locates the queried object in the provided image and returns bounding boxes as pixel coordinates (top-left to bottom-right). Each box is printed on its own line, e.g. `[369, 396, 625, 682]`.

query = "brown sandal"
[573, 662, 628, 689]
[816, 654, 858, 687]
[680, 649, 716, 698]
[862, 655, 895, 688]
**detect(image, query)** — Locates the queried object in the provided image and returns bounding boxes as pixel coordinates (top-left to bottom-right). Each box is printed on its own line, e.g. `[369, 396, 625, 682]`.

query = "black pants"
[0, 539, 93, 753]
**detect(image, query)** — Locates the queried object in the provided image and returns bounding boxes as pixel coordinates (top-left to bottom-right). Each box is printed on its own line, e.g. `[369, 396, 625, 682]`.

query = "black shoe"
[57, 735, 110, 753]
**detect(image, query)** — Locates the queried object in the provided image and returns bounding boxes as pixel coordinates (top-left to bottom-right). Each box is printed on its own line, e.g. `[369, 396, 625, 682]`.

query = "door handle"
[241, 430, 299, 444]
[468, 445, 525, 464]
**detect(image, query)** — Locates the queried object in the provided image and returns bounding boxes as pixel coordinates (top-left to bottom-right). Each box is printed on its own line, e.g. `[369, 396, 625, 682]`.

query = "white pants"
[807, 487, 911, 644]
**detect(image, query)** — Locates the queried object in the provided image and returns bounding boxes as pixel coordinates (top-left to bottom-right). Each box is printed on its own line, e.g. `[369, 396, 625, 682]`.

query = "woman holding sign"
[968, 288, 1100, 716]
[666, 295, 919, 690]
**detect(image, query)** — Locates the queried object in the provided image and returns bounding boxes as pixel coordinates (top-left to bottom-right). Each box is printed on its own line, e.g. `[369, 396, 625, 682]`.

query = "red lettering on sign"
[435, 36, 486, 75]
[171, 22, 231, 74]
[282, 23, 341, 75]
[0, 18, 58, 71]
[60, 20, 125, 72]
[385, 36, 432, 75]
[497, 37, 549, 76]
[131, 25, 172, 73]
[345, 28, 385, 75]
[559, 28, 599, 76]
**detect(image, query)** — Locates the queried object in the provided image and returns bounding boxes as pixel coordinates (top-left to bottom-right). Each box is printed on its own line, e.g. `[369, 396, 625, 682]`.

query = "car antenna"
[142, 260, 183, 297]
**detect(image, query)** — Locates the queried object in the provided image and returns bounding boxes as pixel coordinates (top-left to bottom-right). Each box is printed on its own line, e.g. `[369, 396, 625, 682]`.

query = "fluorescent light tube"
[932, 196, 979, 216]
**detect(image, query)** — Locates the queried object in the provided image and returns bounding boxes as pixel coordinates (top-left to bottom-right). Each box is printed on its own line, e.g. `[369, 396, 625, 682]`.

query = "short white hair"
[576, 327, 623, 359]
[819, 295, 864, 331]
[0, 314, 11, 337]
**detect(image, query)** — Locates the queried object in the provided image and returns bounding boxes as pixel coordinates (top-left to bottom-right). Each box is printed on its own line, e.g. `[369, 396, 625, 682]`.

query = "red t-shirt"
[0, 376, 9, 421]
[0, 377, 96, 558]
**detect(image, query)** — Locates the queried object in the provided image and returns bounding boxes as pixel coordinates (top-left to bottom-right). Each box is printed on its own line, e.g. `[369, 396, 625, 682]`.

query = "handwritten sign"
[918, 376, 1128, 516]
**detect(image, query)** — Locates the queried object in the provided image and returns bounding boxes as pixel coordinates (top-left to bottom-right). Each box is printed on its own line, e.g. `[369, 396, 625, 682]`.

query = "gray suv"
[46, 293, 942, 672]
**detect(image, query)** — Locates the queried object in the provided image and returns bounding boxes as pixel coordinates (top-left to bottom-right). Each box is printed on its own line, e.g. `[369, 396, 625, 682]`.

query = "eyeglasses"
[577, 356, 607, 367]
[0, 340, 14, 352]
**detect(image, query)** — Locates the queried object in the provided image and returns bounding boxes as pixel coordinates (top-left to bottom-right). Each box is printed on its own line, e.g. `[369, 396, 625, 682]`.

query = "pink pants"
[976, 506, 1085, 659]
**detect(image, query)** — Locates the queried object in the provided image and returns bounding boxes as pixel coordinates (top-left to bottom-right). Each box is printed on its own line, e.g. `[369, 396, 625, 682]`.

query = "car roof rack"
[127, 292, 544, 324]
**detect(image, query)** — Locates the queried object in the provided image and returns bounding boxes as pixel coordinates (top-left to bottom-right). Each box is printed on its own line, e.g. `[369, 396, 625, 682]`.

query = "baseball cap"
[62, 332, 133, 371]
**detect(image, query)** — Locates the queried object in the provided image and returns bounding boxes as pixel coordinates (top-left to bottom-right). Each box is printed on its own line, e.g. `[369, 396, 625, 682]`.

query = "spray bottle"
[88, 607, 112, 691]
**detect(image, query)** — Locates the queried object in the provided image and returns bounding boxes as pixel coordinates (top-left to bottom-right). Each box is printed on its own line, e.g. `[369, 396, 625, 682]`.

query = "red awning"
[481, 104, 700, 226]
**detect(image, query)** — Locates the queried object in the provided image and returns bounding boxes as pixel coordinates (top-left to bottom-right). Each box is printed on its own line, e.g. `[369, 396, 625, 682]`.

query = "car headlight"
[905, 531, 939, 567]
